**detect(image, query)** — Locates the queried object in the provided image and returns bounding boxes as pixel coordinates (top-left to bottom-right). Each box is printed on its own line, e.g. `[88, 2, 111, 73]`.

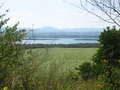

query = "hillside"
[24, 26, 103, 38]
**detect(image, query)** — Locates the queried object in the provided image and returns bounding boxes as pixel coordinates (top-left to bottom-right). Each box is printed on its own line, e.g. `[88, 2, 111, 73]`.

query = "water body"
[23, 38, 99, 44]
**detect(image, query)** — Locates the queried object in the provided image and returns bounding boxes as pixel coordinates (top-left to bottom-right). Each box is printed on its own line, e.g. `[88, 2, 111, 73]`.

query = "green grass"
[28, 48, 98, 76]
[48, 48, 98, 69]
[21, 48, 99, 90]
[20, 47, 120, 90]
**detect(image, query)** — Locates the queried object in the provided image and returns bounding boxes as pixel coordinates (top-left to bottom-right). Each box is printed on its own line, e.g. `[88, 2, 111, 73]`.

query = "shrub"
[76, 62, 94, 81]
[0, 9, 27, 88]
[98, 66, 120, 90]
[76, 26, 120, 83]
[76, 26, 120, 89]
[92, 26, 120, 68]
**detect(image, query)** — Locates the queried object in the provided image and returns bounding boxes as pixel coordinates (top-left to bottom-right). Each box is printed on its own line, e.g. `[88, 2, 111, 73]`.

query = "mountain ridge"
[21, 26, 103, 33]
[24, 26, 102, 38]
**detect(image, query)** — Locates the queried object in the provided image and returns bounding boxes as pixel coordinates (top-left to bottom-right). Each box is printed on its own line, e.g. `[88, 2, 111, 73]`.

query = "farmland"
[43, 48, 97, 70]
[24, 48, 99, 90]
[30, 48, 98, 74]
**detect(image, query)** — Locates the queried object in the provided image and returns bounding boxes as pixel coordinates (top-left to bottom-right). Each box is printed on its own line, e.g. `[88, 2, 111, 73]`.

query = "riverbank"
[24, 43, 100, 49]
[22, 38, 99, 44]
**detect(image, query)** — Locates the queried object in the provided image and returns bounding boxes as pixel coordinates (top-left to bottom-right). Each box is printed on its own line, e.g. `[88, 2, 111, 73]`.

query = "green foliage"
[91, 27, 120, 90]
[98, 66, 120, 90]
[76, 26, 120, 89]
[75, 62, 101, 81]
[90, 26, 120, 80]
[24, 43, 100, 48]
[0, 7, 100, 90]
[0, 8, 50, 90]
[0, 9, 27, 89]
[25, 48, 97, 90]
[92, 26, 120, 67]
[76, 62, 93, 81]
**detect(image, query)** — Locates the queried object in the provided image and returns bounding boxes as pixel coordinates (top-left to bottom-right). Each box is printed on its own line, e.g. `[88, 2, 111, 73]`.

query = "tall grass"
[2, 47, 99, 90]
[0, 8, 99, 90]
[22, 48, 98, 90]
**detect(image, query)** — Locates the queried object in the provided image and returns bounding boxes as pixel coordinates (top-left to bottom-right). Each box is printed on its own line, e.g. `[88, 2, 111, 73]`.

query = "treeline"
[24, 43, 100, 49]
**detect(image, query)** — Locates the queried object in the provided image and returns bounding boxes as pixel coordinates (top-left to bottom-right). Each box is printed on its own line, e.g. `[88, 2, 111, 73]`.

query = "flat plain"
[31, 48, 98, 75]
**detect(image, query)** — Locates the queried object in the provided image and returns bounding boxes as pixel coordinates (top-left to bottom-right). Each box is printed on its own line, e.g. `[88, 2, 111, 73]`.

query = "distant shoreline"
[22, 38, 99, 44]
[74, 39, 98, 40]
[23, 38, 98, 40]
[23, 38, 59, 40]
[24, 43, 100, 49]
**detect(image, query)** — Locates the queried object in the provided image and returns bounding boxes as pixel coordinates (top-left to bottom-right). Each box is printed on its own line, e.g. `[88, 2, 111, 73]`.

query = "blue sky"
[0, 0, 115, 28]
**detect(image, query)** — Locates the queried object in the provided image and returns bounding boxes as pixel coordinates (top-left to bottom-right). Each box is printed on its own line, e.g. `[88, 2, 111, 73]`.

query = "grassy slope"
[33, 48, 98, 76]
[48, 48, 98, 69]
[25, 48, 99, 90]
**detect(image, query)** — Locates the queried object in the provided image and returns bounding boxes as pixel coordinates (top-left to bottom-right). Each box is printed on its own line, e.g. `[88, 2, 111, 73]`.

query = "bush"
[0, 8, 47, 90]
[0, 9, 27, 88]
[76, 62, 94, 81]
[76, 26, 120, 89]
[97, 66, 120, 90]
[92, 26, 120, 68]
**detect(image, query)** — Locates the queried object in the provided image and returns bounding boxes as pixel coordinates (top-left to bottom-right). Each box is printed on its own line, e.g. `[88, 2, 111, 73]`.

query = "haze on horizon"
[0, 0, 116, 29]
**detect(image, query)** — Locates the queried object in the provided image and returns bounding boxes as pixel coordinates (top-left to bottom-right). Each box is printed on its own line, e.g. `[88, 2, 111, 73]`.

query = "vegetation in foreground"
[0, 8, 99, 90]
[76, 26, 120, 90]
[1, 8, 120, 90]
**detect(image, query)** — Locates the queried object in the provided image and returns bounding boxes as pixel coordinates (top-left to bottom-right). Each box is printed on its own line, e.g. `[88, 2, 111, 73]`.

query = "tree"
[64, 0, 120, 27]
[0, 6, 27, 88]
[92, 26, 120, 68]
[76, 27, 120, 89]
[0, 6, 49, 89]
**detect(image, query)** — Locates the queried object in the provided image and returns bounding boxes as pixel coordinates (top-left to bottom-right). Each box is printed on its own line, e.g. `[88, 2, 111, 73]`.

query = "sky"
[0, 0, 115, 29]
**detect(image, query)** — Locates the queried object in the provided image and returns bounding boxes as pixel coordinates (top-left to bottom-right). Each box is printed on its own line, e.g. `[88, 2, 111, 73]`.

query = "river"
[22, 38, 99, 44]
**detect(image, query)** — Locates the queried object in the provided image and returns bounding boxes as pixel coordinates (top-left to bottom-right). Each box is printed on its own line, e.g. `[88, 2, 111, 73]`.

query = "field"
[25, 48, 99, 90]
[46, 48, 97, 70]
[31, 48, 98, 74]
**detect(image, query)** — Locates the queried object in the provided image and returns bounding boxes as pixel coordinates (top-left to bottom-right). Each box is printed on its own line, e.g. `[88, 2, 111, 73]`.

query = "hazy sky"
[0, 0, 115, 28]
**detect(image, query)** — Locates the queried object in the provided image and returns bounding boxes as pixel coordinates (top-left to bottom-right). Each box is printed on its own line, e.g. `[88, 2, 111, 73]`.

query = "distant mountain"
[62, 28, 103, 32]
[35, 26, 63, 33]
[27, 26, 103, 33]
[23, 26, 103, 38]
[20, 26, 103, 33]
